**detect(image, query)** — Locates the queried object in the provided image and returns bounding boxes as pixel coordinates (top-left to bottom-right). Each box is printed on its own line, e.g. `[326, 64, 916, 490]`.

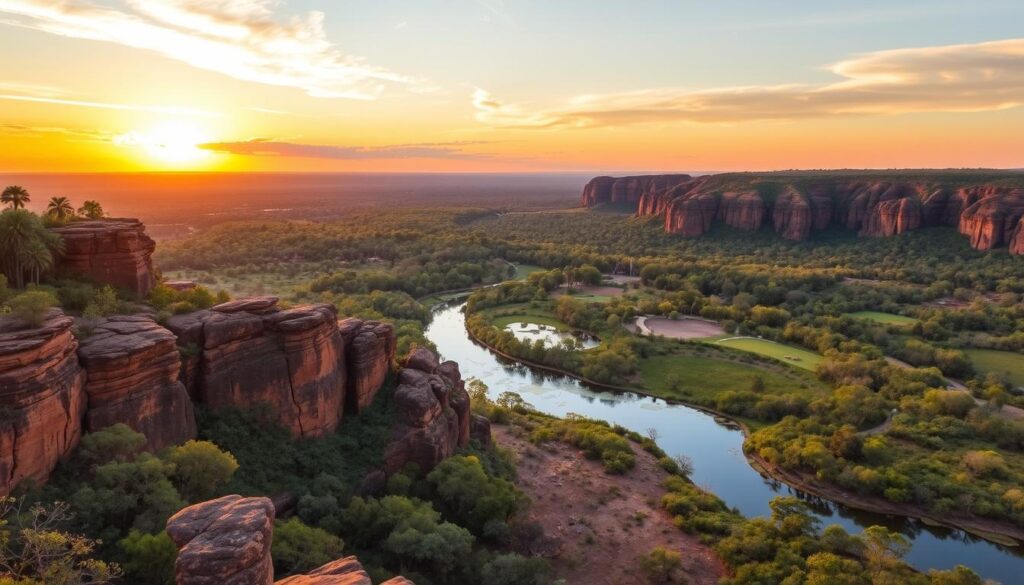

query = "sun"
[115, 122, 213, 167]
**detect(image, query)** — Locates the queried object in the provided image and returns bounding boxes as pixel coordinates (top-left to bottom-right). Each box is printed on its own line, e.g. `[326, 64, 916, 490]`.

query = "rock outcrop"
[167, 495, 275, 585]
[384, 348, 470, 475]
[50, 219, 157, 297]
[0, 310, 86, 496]
[338, 319, 396, 414]
[168, 496, 415, 585]
[167, 298, 350, 439]
[584, 172, 1024, 253]
[581, 174, 691, 207]
[76, 315, 196, 451]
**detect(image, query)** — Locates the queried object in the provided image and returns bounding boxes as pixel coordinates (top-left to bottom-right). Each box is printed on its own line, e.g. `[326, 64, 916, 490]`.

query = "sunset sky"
[1, 0, 1022, 173]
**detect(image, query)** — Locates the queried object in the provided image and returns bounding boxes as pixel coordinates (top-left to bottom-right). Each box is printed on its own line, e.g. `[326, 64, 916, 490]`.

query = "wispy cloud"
[0, 0, 419, 99]
[474, 38, 1024, 128]
[0, 123, 114, 142]
[0, 92, 220, 117]
[199, 138, 493, 160]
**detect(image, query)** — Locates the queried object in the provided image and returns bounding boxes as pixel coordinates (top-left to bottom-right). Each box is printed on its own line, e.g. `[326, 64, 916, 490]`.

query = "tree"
[1, 186, 30, 209]
[0, 209, 42, 288]
[7, 290, 57, 328]
[166, 440, 239, 502]
[118, 530, 176, 585]
[271, 518, 344, 576]
[18, 237, 55, 286]
[480, 554, 552, 585]
[46, 196, 75, 221]
[78, 200, 105, 219]
[0, 497, 120, 584]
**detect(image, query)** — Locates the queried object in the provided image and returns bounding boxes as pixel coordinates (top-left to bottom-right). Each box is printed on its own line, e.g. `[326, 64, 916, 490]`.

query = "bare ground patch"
[643, 317, 725, 340]
[494, 425, 725, 585]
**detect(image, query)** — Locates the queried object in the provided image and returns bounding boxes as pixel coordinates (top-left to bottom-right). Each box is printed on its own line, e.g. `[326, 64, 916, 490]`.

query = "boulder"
[166, 300, 348, 438]
[275, 556, 371, 585]
[384, 349, 471, 475]
[167, 495, 275, 585]
[470, 414, 492, 447]
[0, 310, 86, 496]
[76, 315, 196, 450]
[338, 319, 396, 414]
[50, 219, 156, 297]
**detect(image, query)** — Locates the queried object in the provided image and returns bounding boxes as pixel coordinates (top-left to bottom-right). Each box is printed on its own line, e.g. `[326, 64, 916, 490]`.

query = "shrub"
[6, 289, 57, 327]
[639, 546, 683, 583]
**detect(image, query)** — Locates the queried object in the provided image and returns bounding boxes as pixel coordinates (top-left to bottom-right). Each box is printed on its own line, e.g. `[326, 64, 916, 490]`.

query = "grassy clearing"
[512, 264, 544, 280]
[555, 293, 615, 303]
[162, 269, 304, 299]
[713, 338, 823, 371]
[964, 348, 1024, 386]
[845, 311, 919, 326]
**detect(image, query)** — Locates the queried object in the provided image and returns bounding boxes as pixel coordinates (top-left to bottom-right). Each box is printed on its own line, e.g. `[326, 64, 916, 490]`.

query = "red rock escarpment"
[0, 310, 86, 496]
[1011, 216, 1024, 256]
[76, 315, 196, 451]
[337, 318, 396, 414]
[384, 348, 470, 475]
[581, 174, 691, 206]
[958, 189, 1024, 251]
[168, 495, 415, 585]
[166, 298, 353, 439]
[50, 219, 157, 297]
[586, 174, 1024, 253]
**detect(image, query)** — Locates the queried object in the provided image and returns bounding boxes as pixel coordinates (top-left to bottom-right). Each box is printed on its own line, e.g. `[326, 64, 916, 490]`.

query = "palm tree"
[0, 209, 43, 288]
[78, 200, 105, 219]
[46, 196, 75, 221]
[18, 238, 54, 286]
[1, 186, 30, 210]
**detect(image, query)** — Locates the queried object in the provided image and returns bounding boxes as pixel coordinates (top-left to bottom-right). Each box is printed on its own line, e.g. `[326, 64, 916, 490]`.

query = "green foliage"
[271, 518, 345, 577]
[166, 440, 239, 502]
[148, 284, 220, 314]
[638, 546, 683, 583]
[426, 455, 524, 537]
[6, 289, 57, 327]
[117, 530, 176, 585]
[0, 497, 121, 584]
[479, 554, 553, 585]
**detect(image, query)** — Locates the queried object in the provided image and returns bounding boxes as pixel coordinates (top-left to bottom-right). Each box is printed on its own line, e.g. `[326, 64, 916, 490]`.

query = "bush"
[639, 546, 683, 583]
[166, 440, 239, 502]
[271, 517, 345, 576]
[6, 289, 57, 327]
[118, 530, 176, 585]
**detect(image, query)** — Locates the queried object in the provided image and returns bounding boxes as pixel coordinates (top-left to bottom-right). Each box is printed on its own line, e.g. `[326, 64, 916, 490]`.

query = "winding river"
[425, 302, 1024, 584]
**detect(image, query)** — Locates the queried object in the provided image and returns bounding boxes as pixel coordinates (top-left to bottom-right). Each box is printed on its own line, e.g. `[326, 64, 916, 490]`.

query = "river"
[425, 302, 1024, 583]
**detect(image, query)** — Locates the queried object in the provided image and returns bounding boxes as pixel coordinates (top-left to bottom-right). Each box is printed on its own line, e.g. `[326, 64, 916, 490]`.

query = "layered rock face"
[586, 173, 1024, 253]
[167, 298, 351, 439]
[581, 174, 691, 206]
[168, 496, 414, 585]
[50, 219, 157, 297]
[338, 319, 396, 414]
[0, 310, 86, 496]
[76, 315, 196, 451]
[384, 348, 471, 475]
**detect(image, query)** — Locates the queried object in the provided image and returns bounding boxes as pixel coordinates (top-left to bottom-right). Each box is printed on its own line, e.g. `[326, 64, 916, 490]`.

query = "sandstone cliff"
[76, 315, 196, 451]
[338, 318, 396, 414]
[581, 174, 691, 207]
[384, 348, 471, 475]
[584, 173, 1024, 253]
[0, 310, 86, 495]
[166, 298, 351, 439]
[167, 495, 414, 585]
[50, 219, 157, 297]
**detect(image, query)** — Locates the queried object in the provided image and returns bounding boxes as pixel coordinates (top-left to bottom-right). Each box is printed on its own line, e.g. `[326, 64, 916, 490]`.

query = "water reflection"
[504, 322, 600, 349]
[426, 302, 1023, 583]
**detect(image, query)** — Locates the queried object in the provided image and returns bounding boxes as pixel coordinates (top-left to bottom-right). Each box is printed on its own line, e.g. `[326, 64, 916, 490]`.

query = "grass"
[512, 264, 544, 280]
[713, 338, 823, 372]
[491, 313, 571, 331]
[640, 347, 827, 428]
[845, 311, 919, 326]
[162, 269, 305, 299]
[555, 293, 615, 303]
[964, 348, 1024, 387]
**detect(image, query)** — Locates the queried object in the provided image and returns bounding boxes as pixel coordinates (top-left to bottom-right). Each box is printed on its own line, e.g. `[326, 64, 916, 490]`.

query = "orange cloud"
[199, 139, 494, 160]
[0, 0, 419, 99]
[474, 38, 1024, 128]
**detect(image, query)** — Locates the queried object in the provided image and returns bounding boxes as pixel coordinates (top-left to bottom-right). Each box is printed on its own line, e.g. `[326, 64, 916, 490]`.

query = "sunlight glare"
[115, 122, 212, 167]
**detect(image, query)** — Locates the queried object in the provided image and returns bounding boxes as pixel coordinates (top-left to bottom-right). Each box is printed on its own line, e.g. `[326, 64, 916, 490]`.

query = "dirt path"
[494, 425, 725, 585]
[635, 316, 725, 339]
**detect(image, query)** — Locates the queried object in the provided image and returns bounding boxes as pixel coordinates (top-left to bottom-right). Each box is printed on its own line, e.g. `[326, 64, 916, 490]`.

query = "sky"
[0, 0, 1022, 173]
